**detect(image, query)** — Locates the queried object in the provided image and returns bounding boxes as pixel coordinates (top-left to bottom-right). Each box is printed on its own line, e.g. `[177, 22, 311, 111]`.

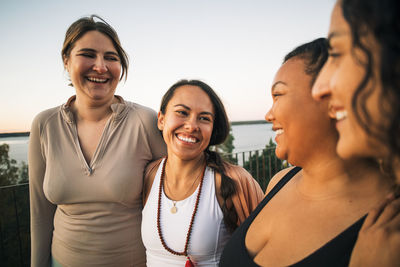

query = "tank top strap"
[251, 166, 302, 219]
[268, 166, 301, 199]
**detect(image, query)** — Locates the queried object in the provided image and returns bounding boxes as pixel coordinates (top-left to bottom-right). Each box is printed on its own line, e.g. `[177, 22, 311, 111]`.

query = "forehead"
[169, 85, 214, 111]
[328, 3, 350, 37]
[73, 30, 117, 51]
[273, 58, 310, 88]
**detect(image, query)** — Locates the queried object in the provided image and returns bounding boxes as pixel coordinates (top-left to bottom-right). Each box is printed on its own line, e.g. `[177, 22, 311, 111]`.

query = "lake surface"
[0, 123, 275, 163]
[0, 136, 30, 163]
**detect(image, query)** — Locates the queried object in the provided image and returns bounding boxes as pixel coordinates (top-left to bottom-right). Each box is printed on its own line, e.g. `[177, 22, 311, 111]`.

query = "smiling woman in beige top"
[29, 15, 166, 267]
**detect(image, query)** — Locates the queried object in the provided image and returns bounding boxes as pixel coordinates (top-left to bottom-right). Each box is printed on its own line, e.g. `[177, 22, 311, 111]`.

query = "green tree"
[18, 161, 29, 184]
[213, 126, 237, 164]
[0, 144, 19, 186]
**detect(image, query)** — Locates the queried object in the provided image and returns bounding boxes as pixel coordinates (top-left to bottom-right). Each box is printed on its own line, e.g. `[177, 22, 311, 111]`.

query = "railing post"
[0, 213, 4, 265]
[268, 153, 272, 181]
[249, 151, 252, 174]
[262, 151, 266, 190]
[12, 187, 24, 267]
[255, 150, 260, 180]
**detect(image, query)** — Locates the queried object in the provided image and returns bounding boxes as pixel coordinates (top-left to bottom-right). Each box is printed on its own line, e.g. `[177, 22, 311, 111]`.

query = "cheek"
[271, 100, 288, 121]
[111, 64, 122, 78]
[205, 127, 214, 140]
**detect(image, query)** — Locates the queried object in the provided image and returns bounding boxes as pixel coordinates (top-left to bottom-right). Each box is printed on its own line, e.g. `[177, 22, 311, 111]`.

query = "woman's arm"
[143, 108, 166, 160]
[143, 159, 162, 206]
[29, 114, 56, 267]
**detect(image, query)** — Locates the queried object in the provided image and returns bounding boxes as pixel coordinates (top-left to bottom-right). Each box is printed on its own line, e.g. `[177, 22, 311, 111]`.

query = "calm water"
[231, 123, 275, 153]
[0, 123, 275, 163]
[0, 136, 30, 163]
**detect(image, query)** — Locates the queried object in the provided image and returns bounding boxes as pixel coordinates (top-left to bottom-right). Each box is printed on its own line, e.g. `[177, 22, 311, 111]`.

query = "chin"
[336, 140, 366, 160]
[274, 147, 287, 161]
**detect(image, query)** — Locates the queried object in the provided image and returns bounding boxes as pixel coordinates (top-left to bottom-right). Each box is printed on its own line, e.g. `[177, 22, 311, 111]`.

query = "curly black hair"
[284, 37, 329, 87]
[341, 0, 400, 172]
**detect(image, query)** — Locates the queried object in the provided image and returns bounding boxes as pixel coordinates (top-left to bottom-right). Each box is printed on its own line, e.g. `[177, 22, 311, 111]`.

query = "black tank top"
[219, 167, 366, 267]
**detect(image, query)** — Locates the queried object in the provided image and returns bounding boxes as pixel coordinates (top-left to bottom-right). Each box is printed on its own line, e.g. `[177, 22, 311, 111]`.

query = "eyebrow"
[77, 48, 119, 57]
[271, 81, 287, 91]
[174, 104, 214, 117]
[327, 31, 349, 43]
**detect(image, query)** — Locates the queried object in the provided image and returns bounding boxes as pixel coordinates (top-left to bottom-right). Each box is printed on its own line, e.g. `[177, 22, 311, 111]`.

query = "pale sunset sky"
[0, 0, 334, 133]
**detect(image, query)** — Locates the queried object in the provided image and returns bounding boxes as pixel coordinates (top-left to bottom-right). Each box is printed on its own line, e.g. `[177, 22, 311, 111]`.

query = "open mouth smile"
[86, 77, 109, 83]
[176, 134, 197, 144]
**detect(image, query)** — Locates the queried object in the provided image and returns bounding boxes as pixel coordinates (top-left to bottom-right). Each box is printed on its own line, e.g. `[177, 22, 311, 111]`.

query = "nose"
[184, 116, 199, 132]
[312, 66, 331, 101]
[265, 107, 274, 122]
[93, 56, 108, 73]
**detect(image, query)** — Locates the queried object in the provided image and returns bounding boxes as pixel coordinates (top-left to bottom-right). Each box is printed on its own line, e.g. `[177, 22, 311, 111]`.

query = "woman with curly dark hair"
[312, 0, 400, 265]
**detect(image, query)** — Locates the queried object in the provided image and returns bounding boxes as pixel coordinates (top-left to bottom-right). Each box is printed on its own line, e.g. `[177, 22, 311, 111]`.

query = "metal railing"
[224, 146, 285, 191]
[0, 147, 284, 267]
[0, 183, 30, 267]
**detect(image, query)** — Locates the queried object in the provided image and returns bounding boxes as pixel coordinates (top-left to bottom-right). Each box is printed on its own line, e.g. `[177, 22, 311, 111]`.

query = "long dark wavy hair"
[341, 0, 400, 176]
[160, 79, 238, 232]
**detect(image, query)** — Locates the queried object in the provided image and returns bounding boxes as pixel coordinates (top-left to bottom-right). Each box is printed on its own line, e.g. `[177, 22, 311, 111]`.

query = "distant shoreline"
[0, 120, 269, 137]
[230, 120, 269, 126]
[0, 132, 30, 138]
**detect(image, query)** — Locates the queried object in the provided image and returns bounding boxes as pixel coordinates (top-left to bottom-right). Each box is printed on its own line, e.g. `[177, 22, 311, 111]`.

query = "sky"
[0, 0, 335, 133]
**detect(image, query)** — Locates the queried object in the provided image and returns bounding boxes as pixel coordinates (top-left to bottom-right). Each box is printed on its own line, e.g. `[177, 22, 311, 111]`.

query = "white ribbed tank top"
[141, 158, 231, 267]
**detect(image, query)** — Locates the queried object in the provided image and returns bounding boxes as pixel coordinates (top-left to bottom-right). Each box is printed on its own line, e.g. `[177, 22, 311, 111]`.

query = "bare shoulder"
[265, 166, 297, 195]
[143, 158, 163, 205]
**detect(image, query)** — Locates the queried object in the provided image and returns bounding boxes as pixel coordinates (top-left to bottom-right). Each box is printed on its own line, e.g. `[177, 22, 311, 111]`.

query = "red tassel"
[185, 256, 194, 267]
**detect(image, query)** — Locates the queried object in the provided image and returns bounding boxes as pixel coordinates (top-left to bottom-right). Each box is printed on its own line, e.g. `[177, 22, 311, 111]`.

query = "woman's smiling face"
[158, 85, 215, 161]
[312, 2, 387, 160]
[265, 57, 333, 165]
[64, 30, 121, 103]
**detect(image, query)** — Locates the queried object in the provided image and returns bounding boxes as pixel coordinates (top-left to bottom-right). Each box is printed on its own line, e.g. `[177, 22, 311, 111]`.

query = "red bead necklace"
[156, 157, 207, 267]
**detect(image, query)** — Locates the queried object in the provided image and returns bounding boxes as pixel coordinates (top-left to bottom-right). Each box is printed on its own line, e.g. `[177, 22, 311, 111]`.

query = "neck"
[165, 153, 206, 185]
[72, 95, 117, 122]
[297, 150, 392, 200]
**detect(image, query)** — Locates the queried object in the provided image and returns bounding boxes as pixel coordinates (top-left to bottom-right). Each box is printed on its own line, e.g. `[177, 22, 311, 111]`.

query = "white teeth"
[335, 110, 348, 121]
[275, 129, 284, 135]
[87, 77, 107, 83]
[177, 135, 196, 143]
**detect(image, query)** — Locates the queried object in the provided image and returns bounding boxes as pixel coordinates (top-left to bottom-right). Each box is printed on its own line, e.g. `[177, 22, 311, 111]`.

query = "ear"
[157, 111, 165, 131]
[63, 55, 69, 72]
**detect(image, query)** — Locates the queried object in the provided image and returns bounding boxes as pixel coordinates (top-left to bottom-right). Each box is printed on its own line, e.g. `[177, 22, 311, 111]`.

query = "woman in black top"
[219, 38, 393, 266]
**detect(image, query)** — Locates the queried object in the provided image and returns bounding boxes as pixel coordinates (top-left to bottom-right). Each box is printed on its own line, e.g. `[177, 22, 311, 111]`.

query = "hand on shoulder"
[349, 193, 400, 267]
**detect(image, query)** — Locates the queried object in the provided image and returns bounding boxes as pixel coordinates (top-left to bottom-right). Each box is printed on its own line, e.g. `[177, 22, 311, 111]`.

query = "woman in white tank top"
[141, 80, 263, 267]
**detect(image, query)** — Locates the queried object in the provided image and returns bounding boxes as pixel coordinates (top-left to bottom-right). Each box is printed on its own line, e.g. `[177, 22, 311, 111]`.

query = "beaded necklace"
[157, 157, 207, 267]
